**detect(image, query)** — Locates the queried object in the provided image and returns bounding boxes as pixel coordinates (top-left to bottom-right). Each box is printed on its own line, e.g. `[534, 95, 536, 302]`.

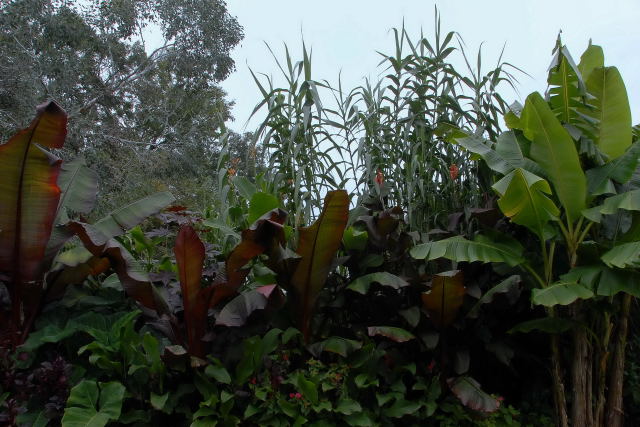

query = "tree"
[0, 0, 243, 214]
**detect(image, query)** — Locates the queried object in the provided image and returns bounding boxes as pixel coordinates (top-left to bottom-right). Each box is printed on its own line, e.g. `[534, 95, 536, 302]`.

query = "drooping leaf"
[174, 225, 211, 358]
[452, 134, 511, 175]
[367, 326, 415, 342]
[307, 336, 362, 358]
[288, 190, 349, 341]
[447, 376, 500, 413]
[346, 272, 409, 294]
[521, 92, 586, 223]
[509, 317, 578, 334]
[68, 222, 167, 313]
[467, 275, 521, 318]
[586, 142, 640, 195]
[583, 189, 640, 223]
[410, 235, 525, 267]
[211, 208, 287, 307]
[56, 156, 99, 216]
[531, 282, 594, 306]
[492, 168, 559, 237]
[584, 66, 632, 160]
[422, 270, 465, 328]
[93, 191, 175, 239]
[494, 131, 546, 177]
[602, 242, 640, 268]
[561, 264, 640, 297]
[215, 285, 283, 327]
[61, 380, 125, 427]
[0, 101, 66, 284]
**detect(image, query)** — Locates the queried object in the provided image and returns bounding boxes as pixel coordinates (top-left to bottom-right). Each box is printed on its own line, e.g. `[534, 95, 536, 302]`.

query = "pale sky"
[220, 0, 640, 132]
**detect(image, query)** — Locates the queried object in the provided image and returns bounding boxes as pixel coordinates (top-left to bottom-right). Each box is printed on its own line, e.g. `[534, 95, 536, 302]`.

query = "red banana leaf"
[289, 190, 349, 341]
[68, 222, 168, 313]
[422, 270, 466, 329]
[174, 225, 213, 358]
[0, 101, 66, 285]
[0, 102, 66, 344]
[210, 208, 287, 308]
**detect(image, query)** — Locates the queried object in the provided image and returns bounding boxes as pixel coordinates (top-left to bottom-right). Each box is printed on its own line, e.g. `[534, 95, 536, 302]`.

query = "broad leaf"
[583, 189, 640, 223]
[174, 225, 211, 358]
[492, 168, 559, 237]
[586, 142, 640, 195]
[215, 285, 283, 327]
[212, 208, 287, 307]
[578, 43, 604, 83]
[307, 336, 362, 357]
[584, 66, 632, 159]
[531, 282, 594, 306]
[56, 156, 98, 216]
[562, 264, 640, 297]
[68, 222, 167, 313]
[467, 275, 521, 318]
[0, 101, 66, 284]
[62, 380, 125, 427]
[447, 376, 500, 413]
[347, 272, 409, 294]
[410, 235, 525, 267]
[547, 48, 584, 124]
[602, 242, 640, 268]
[521, 92, 586, 223]
[343, 226, 368, 252]
[93, 191, 175, 239]
[248, 192, 279, 225]
[367, 326, 415, 342]
[453, 134, 511, 175]
[288, 190, 349, 341]
[509, 317, 577, 334]
[422, 270, 465, 328]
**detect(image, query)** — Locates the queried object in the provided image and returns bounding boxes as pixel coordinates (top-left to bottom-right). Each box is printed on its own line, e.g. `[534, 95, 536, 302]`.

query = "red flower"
[427, 360, 436, 373]
[289, 392, 295, 398]
[250, 377, 257, 385]
[282, 353, 289, 361]
[449, 164, 459, 180]
[375, 169, 384, 186]
[497, 396, 505, 402]
[295, 392, 302, 399]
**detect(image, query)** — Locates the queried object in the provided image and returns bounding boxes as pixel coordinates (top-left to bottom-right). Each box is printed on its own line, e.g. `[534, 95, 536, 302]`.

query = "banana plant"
[412, 39, 637, 427]
[0, 102, 175, 346]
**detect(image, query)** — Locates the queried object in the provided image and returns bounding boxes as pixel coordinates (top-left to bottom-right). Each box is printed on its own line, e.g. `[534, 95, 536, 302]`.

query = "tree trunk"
[571, 302, 593, 427]
[571, 327, 593, 426]
[551, 334, 569, 427]
[605, 294, 632, 427]
[594, 314, 613, 426]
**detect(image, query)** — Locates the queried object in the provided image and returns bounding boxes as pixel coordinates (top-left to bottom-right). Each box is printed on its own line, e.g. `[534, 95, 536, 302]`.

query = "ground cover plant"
[0, 11, 638, 427]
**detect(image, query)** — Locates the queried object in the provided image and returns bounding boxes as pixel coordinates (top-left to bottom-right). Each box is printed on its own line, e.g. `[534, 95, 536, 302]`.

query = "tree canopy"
[0, 0, 244, 214]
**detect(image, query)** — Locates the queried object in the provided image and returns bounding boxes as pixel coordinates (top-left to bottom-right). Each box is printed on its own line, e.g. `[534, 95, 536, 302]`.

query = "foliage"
[5, 9, 638, 427]
[0, 0, 243, 214]
[251, 13, 518, 230]
[439, 37, 638, 427]
[0, 103, 174, 348]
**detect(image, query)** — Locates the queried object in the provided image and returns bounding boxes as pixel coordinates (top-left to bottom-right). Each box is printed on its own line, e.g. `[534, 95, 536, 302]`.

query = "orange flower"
[227, 168, 236, 176]
[449, 164, 459, 180]
[375, 169, 384, 186]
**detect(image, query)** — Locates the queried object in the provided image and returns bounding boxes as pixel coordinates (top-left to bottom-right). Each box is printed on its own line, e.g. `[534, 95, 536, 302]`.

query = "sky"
[219, 0, 640, 133]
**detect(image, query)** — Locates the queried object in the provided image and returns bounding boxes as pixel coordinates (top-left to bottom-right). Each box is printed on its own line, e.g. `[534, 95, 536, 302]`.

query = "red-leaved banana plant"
[0, 102, 66, 344]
